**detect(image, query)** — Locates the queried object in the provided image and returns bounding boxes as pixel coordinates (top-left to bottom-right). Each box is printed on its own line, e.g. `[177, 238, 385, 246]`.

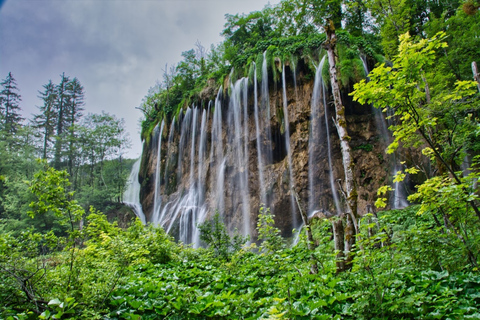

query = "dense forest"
[0, 72, 135, 234]
[2, 0, 480, 319]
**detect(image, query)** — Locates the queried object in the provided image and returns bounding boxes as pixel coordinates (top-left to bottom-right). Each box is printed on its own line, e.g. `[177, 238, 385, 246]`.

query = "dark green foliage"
[33, 80, 58, 160]
[0, 72, 24, 138]
[425, 5, 480, 85]
[2, 184, 480, 319]
[257, 206, 285, 253]
[353, 143, 373, 152]
[198, 211, 248, 260]
[104, 207, 480, 319]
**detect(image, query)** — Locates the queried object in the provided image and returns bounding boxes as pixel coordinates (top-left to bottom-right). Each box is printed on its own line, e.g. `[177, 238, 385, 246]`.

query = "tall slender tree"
[324, 18, 358, 270]
[54, 73, 70, 169]
[32, 80, 57, 159]
[65, 77, 85, 180]
[0, 72, 24, 140]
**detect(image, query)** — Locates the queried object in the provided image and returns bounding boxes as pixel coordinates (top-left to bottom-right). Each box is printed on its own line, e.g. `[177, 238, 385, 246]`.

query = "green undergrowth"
[3, 204, 480, 319]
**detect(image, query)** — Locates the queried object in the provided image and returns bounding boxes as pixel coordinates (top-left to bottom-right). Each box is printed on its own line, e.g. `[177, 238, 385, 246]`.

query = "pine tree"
[32, 80, 58, 160]
[65, 77, 84, 183]
[0, 72, 24, 139]
[54, 73, 70, 169]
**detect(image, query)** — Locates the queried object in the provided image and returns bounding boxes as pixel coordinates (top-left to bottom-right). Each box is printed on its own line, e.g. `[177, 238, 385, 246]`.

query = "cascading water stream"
[282, 64, 299, 228]
[152, 120, 165, 225]
[123, 158, 145, 224]
[308, 56, 341, 215]
[197, 109, 208, 210]
[295, 56, 342, 246]
[261, 52, 273, 184]
[192, 109, 209, 245]
[211, 89, 226, 215]
[228, 78, 251, 236]
[308, 57, 324, 214]
[253, 63, 267, 206]
[179, 107, 199, 244]
[164, 116, 176, 188]
[177, 108, 192, 185]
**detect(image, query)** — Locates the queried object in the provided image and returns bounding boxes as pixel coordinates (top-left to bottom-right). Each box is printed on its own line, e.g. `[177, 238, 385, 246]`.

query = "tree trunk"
[325, 20, 358, 268]
[293, 188, 318, 274]
[332, 218, 346, 273]
[472, 61, 480, 93]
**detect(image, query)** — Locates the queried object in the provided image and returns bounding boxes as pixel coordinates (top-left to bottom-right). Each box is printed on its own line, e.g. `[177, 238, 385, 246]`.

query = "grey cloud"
[1, 0, 279, 158]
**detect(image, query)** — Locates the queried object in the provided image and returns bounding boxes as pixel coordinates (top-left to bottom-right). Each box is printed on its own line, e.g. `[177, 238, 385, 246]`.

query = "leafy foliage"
[2, 165, 480, 319]
[257, 206, 284, 253]
[198, 211, 249, 260]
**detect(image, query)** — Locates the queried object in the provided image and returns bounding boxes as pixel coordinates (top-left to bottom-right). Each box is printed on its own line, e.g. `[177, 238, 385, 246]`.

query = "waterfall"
[211, 89, 225, 215]
[137, 53, 401, 247]
[197, 109, 208, 212]
[151, 107, 208, 246]
[177, 107, 192, 185]
[192, 109, 209, 245]
[309, 56, 324, 213]
[361, 56, 408, 209]
[261, 51, 273, 180]
[228, 78, 251, 236]
[308, 56, 341, 215]
[253, 63, 267, 206]
[282, 64, 298, 228]
[123, 158, 145, 224]
[164, 116, 176, 190]
[152, 120, 165, 224]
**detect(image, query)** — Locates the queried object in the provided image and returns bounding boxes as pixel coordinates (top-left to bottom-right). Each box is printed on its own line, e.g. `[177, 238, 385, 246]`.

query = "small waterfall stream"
[123, 158, 145, 224]
[261, 52, 273, 175]
[308, 56, 340, 214]
[282, 64, 298, 228]
[211, 90, 226, 215]
[229, 78, 251, 235]
[152, 120, 165, 224]
[253, 63, 267, 206]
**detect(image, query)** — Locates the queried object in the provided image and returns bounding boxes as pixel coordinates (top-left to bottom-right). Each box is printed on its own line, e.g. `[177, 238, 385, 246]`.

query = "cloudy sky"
[0, 0, 278, 158]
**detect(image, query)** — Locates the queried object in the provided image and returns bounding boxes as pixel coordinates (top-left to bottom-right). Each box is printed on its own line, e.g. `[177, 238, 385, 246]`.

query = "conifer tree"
[32, 80, 57, 159]
[54, 73, 70, 169]
[65, 77, 84, 179]
[0, 72, 24, 140]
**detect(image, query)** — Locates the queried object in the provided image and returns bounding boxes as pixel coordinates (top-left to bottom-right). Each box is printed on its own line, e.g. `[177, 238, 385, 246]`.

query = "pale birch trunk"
[325, 20, 358, 270]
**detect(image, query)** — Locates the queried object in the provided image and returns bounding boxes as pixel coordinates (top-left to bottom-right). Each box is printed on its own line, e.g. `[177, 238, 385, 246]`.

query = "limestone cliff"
[137, 58, 404, 242]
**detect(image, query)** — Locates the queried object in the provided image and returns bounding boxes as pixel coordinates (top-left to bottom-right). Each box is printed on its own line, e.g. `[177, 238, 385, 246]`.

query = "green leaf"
[48, 298, 61, 306]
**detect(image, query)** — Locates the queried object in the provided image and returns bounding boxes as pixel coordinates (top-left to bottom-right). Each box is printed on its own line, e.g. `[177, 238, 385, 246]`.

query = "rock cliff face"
[138, 58, 402, 243]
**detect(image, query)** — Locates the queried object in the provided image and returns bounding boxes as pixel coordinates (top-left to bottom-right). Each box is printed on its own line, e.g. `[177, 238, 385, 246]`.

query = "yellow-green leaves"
[375, 185, 393, 208]
[393, 171, 405, 183]
[405, 167, 420, 175]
